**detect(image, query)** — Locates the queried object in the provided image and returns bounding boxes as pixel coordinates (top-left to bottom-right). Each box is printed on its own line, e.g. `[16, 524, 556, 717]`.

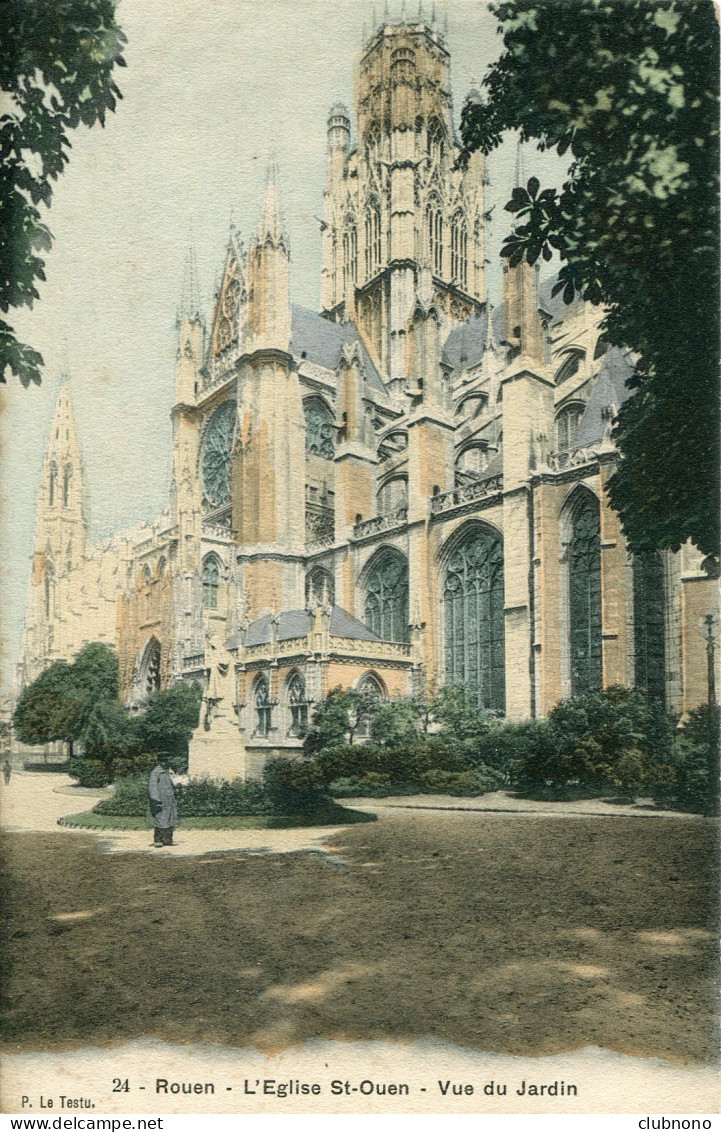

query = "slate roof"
[290, 306, 387, 398]
[539, 274, 583, 320]
[227, 604, 381, 650]
[574, 346, 635, 447]
[441, 308, 489, 372]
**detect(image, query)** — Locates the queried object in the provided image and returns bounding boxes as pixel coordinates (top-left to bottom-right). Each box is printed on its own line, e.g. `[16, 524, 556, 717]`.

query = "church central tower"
[320, 15, 486, 385]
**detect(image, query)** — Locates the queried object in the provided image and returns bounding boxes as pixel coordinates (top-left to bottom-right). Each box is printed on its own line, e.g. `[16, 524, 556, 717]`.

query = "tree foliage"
[460, 0, 719, 559]
[1, 0, 126, 385]
[14, 643, 120, 748]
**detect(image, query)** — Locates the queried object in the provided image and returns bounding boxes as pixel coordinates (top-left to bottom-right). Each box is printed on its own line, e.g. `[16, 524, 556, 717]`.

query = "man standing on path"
[148, 754, 179, 847]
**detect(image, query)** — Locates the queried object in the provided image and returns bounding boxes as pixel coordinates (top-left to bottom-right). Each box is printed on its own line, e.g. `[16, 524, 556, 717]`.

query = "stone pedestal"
[188, 714, 247, 781]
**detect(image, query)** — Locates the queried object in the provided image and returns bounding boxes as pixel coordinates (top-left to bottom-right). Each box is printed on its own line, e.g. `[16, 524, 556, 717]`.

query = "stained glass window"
[202, 401, 236, 507]
[556, 404, 585, 452]
[633, 551, 666, 702]
[287, 674, 308, 738]
[426, 199, 443, 275]
[444, 527, 505, 711]
[364, 552, 409, 642]
[202, 556, 220, 609]
[305, 401, 335, 460]
[143, 639, 161, 698]
[254, 676, 272, 736]
[569, 492, 602, 695]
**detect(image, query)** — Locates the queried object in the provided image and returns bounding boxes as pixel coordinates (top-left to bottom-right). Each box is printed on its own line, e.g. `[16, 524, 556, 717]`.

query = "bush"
[23, 760, 70, 773]
[656, 704, 720, 815]
[95, 772, 271, 818]
[518, 687, 675, 795]
[263, 757, 327, 815]
[474, 720, 546, 784]
[68, 757, 112, 787]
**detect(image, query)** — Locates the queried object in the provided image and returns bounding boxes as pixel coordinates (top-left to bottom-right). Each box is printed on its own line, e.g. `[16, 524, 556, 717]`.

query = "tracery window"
[364, 551, 409, 642]
[427, 119, 445, 165]
[377, 476, 408, 516]
[202, 555, 221, 609]
[568, 492, 602, 696]
[157, 556, 167, 578]
[63, 465, 72, 508]
[426, 199, 443, 275]
[451, 213, 468, 289]
[304, 400, 335, 460]
[556, 403, 585, 452]
[287, 674, 308, 738]
[355, 673, 385, 738]
[306, 566, 335, 605]
[343, 220, 358, 292]
[201, 401, 236, 507]
[365, 202, 381, 278]
[444, 526, 505, 711]
[633, 551, 666, 702]
[254, 676, 272, 737]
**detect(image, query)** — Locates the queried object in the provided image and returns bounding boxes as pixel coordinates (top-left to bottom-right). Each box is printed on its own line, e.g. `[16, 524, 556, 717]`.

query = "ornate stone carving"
[429, 474, 503, 516]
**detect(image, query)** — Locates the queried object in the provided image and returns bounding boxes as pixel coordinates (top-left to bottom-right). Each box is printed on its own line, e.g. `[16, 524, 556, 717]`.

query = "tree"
[460, 0, 719, 561]
[13, 661, 80, 747]
[1, 0, 126, 385]
[13, 642, 120, 754]
[134, 683, 202, 758]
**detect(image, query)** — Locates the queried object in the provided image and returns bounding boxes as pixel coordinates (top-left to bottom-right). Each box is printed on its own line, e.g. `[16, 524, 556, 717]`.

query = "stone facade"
[17, 16, 719, 779]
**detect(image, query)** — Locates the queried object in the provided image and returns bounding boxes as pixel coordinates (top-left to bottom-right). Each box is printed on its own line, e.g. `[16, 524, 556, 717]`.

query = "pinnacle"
[179, 243, 201, 320]
[256, 153, 288, 249]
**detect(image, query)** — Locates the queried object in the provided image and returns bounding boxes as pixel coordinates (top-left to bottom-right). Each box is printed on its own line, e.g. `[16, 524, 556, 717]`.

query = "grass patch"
[58, 803, 374, 831]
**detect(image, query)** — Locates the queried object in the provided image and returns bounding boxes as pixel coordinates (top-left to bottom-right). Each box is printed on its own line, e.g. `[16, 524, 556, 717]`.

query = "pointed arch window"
[426, 199, 443, 275]
[44, 567, 54, 619]
[556, 403, 585, 452]
[633, 551, 666, 702]
[202, 555, 221, 609]
[343, 218, 358, 292]
[49, 463, 58, 507]
[365, 201, 382, 278]
[254, 675, 272, 737]
[306, 566, 335, 606]
[451, 212, 468, 289]
[554, 349, 585, 386]
[138, 637, 162, 700]
[364, 551, 409, 642]
[568, 492, 602, 695]
[444, 526, 505, 711]
[287, 673, 308, 738]
[62, 465, 72, 508]
[427, 118, 445, 166]
[377, 476, 408, 516]
[355, 672, 385, 738]
[304, 399, 335, 460]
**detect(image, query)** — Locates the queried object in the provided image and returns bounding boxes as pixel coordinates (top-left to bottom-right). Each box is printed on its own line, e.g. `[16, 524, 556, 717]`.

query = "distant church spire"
[179, 242, 201, 320]
[256, 152, 288, 249]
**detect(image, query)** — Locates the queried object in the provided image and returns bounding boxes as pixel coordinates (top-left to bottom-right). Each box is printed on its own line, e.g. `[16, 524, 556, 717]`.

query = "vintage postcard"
[1, 0, 718, 1123]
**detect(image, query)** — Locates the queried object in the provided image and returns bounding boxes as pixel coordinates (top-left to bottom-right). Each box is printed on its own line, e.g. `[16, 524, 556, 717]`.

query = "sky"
[0, 0, 568, 698]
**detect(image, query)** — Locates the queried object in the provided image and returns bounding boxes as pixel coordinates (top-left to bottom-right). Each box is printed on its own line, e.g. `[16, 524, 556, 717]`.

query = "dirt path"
[1, 810, 716, 1064]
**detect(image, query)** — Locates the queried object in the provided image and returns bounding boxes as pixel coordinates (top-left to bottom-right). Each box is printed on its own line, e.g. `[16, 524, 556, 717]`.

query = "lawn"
[0, 812, 717, 1062]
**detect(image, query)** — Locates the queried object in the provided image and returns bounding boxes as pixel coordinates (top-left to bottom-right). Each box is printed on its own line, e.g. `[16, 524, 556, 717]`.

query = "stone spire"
[255, 153, 288, 251]
[178, 242, 201, 321]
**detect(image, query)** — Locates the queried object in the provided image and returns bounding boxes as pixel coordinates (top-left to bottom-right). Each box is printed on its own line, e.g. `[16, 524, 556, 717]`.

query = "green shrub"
[656, 704, 720, 815]
[370, 700, 420, 747]
[95, 772, 271, 818]
[263, 757, 327, 814]
[518, 687, 675, 795]
[474, 720, 546, 784]
[68, 757, 112, 787]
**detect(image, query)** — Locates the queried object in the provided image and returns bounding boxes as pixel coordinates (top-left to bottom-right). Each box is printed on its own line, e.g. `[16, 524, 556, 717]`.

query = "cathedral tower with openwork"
[16, 12, 719, 776]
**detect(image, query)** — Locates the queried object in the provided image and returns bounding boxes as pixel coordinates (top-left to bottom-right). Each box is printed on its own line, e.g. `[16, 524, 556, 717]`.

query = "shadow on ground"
[0, 813, 717, 1062]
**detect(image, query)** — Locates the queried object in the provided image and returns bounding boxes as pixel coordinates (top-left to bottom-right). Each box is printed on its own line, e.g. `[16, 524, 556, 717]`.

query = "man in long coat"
[148, 755, 179, 847]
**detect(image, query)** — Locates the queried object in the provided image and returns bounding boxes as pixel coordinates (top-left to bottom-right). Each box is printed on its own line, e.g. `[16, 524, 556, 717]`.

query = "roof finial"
[256, 150, 288, 249]
[418, 0, 424, 19]
[383, 0, 390, 22]
[430, 0, 436, 25]
[400, 0, 407, 21]
[443, 0, 449, 35]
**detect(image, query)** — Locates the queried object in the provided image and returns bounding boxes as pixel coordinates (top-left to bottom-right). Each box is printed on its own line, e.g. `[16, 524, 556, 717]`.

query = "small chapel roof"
[290, 306, 387, 397]
[228, 604, 381, 650]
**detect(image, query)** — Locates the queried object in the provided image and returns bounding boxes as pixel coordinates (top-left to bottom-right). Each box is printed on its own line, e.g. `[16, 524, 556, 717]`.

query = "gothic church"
[18, 14, 717, 778]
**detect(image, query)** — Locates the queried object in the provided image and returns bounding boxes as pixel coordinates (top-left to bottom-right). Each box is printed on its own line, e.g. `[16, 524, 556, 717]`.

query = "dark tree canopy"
[1, 0, 126, 386]
[14, 642, 119, 747]
[461, 0, 719, 560]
